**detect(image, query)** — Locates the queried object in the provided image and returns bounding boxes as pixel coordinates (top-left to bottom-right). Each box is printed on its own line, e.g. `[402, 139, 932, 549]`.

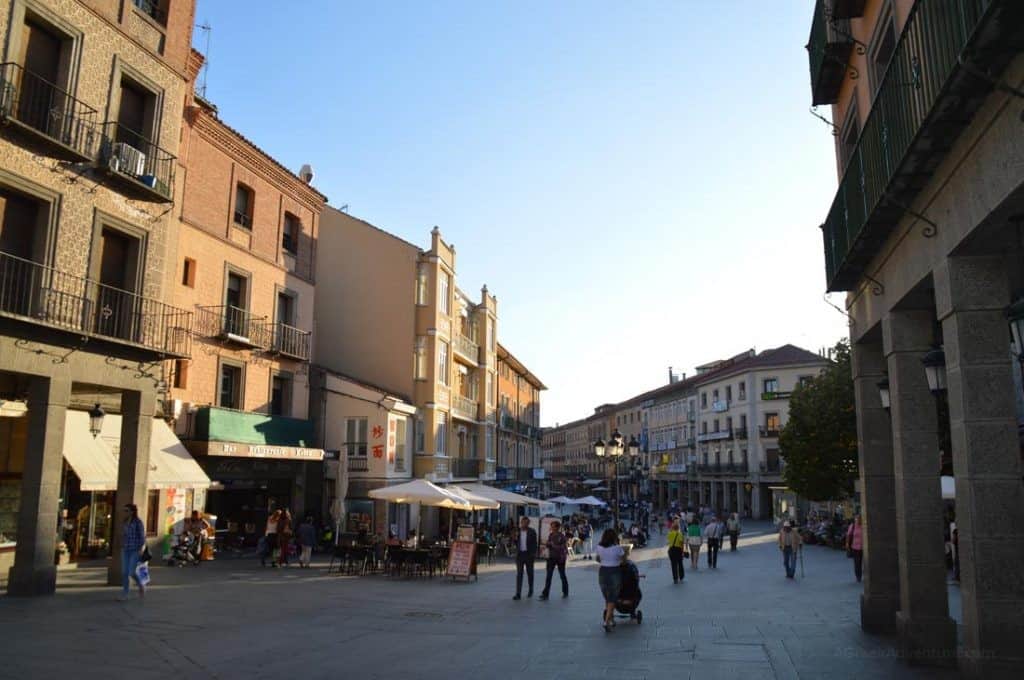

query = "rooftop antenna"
[339, 204, 349, 213]
[196, 21, 212, 99]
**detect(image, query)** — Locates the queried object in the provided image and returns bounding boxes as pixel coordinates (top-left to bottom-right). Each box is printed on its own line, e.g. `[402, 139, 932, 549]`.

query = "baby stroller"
[612, 560, 644, 624]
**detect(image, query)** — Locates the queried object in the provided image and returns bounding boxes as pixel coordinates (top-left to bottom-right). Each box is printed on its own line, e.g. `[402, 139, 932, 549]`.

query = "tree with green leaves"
[779, 339, 858, 502]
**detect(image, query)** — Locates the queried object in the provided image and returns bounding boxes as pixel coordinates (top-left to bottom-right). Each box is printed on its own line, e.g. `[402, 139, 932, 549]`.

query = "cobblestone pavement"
[0, 521, 960, 679]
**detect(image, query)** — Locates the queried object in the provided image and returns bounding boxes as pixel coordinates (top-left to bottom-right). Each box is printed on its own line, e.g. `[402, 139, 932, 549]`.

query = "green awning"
[193, 406, 314, 447]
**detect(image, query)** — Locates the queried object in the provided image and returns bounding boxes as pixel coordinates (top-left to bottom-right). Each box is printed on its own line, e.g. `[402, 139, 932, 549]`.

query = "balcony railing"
[347, 456, 369, 473]
[761, 460, 783, 474]
[453, 334, 479, 363]
[820, 0, 1013, 291]
[196, 305, 270, 349]
[452, 395, 478, 421]
[450, 457, 479, 478]
[697, 430, 732, 442]
[264, 321, 311, 361]
[734, 427, 749, 440]
[0, 62, 97, 161]
[806, 0, 855, 106]
[0, 250, 191, 357]
[760, 427, 781, 439]
[98, 121, 175, 202]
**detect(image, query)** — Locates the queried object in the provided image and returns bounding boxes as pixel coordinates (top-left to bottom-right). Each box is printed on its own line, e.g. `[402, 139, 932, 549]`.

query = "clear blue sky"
[194, 1, 847, 426]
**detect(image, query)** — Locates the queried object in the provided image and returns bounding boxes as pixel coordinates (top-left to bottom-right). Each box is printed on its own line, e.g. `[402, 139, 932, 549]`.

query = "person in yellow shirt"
[666, 520, 686, 583]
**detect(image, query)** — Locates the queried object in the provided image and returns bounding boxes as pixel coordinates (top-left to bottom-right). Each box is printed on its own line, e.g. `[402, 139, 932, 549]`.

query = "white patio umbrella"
[547, 496, 580, 505]
[369, 479, 473, 544]
[459, 483, 540, 506]
[574, 496, 607, 507]
[447, 485, 501, 510]
[368, 479, 472, 509]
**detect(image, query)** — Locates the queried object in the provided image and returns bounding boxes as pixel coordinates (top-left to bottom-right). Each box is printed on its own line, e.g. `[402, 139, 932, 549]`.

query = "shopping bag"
[135, 561, 151, 586]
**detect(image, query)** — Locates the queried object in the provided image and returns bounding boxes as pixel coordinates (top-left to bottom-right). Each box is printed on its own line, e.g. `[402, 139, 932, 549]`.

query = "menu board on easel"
[446, 541, 477, 580]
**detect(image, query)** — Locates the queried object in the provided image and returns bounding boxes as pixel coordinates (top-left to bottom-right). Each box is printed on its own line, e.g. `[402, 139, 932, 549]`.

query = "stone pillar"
[934, 256, 1024, 677]
[108, 390, 155, 586]
[710, 480, 719, 510]
[8, 376, 70, 596]
[852, 339, 901, 633]
[751, 483, 763, 519]
[883, 310, 956, 664]
[735, 482, 745, 517]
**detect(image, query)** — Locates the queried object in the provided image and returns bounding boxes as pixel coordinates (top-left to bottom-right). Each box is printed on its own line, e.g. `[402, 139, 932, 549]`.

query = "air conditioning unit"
[109, 142, 146, 176]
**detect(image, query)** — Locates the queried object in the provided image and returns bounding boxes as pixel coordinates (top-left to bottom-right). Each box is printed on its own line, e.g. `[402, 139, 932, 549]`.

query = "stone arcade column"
[852, 339, 901, 633]
[710, 480, 719, 510]
[934, 256, 1024, 677]
[735, 482, 745, 517]
[108, 390, 156, 586]
[883, 310, 956, 664]
[751, 483, 763, 519]
[8, 376, 70, 596]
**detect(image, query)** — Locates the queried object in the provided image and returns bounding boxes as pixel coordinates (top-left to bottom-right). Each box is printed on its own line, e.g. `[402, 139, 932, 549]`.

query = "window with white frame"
[439, 272, 450, 315]
[414, 337, 427, 380]
[763, 378, 779, 394]
[435, 411, 448, 455]
[395, 418, 408, 467]
[485, 427, 494, 460]
[344, 418, 368, 457]
[416, 264, 429, 305]
[437, 341, 449, 385]
[486, 372, 494, 405]
[415, 414, 425, 452]
[738, 381, 746, 401]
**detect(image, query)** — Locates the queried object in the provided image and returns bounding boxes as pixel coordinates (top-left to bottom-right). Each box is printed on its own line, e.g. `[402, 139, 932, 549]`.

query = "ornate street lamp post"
[594, 429, 639, 529]
[88, 403, 105, 438]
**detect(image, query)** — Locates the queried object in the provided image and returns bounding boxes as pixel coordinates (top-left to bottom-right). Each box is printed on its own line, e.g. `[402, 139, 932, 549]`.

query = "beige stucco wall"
[315, 207, 419, 398]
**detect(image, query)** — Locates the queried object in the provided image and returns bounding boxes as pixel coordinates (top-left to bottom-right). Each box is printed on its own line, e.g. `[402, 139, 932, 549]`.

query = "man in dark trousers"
[513, 516, 538, 600]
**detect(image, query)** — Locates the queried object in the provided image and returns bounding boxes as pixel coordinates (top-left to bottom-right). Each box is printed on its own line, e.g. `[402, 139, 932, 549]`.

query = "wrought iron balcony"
[0, 62, 97, 162]
[98, 121, 175, 202]
[0, 250, 191, 357]
[450, 457, 480, 478]
[760, 427, 781, 439]
[830, 0, 866, 20]
[264, 321, 311, 361]
[820, 0, 1021, 291]
[734, 427, 749, 440]
[806, 0, 855, 106]
[196, 305, 270, 349]
[452, 394, 478, 421]
[347, 456, 369, 473]
[761, 460, 783, 474]
[453, 334, 479, 363]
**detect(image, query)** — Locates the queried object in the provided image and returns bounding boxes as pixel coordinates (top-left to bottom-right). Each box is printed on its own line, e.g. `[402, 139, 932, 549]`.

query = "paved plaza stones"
[1, 522, 960, 679]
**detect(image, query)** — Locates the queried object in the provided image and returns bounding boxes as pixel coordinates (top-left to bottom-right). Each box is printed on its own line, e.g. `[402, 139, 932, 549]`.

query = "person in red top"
[539, 520, 569, 600]
[845, 515, 864, 582]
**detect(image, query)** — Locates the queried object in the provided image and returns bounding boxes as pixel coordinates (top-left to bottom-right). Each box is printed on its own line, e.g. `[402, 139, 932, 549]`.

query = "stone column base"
[860, 593, 898, 634]
[895, 611, 957, 666]
[7, 564, 56, 596]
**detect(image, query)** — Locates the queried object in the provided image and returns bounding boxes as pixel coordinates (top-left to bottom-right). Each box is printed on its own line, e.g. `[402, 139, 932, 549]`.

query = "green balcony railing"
[807, 0, 855, 106]
[821, 0, 1014, 291]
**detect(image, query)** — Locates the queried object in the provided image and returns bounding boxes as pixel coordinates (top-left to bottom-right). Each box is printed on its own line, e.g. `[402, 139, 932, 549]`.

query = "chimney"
[668, 366, 675, 384]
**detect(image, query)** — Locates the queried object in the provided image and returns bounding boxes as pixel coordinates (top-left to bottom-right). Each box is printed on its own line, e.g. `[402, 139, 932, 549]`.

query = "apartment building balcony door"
[0, 188, 47, 317]
[93, 227, 141, 342]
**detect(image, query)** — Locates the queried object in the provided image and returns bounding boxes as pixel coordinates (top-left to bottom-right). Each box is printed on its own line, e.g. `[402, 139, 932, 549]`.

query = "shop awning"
[63, 410, 120, 492]
[459, 483, 539, 506]
[147, 419, 211, 489]
[62, 412, 210, 491]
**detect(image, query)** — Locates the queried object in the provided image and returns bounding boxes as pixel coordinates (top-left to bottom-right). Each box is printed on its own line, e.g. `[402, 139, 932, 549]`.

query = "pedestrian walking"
[579, 520, 593, 559]
[262, 509, 280, 567]
[118, 503, 147, 600]
[540, 520, 569, 599]
[596, 528, 625, 632]
[513, 516, 537, 600]
[666, 520, 686, 583]
[703, 515, 724, 568]
[726, 513, 741, 551]
[297, 516, 316, 568]
[778, 520, 802, 579]
[845, 515, 864, 582]
[686, 517, 702, 570]
[277, 509, 293, 567]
